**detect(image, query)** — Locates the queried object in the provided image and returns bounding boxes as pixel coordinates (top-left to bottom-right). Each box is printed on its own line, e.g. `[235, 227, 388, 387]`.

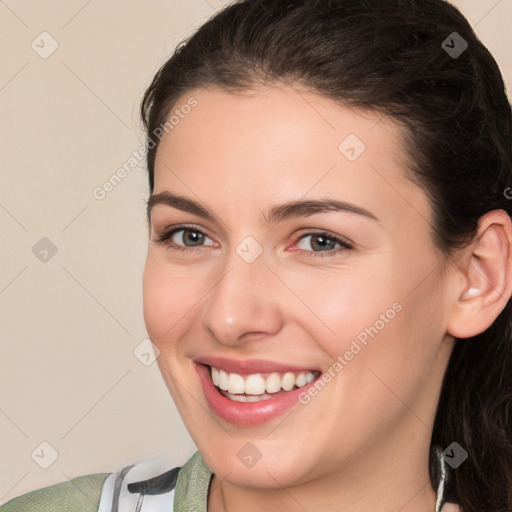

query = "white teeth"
[281, 372, 296, 391]
[218, 369, 229, 391]
[211, 367, 220, 386]
[209, 366, 318, 397]
[295, 373, 307, 387]
[245, 374, 266, 395]
[265, 373, 281, 393]
[228, 373, 245, 394]
[226, 393, 274, 402]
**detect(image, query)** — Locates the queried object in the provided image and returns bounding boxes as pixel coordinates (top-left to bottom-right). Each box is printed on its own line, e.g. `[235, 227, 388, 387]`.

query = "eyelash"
[153, 224, 353, 257]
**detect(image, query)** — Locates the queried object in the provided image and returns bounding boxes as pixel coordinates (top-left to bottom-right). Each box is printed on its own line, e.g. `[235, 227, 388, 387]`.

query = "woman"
[2, 0, 511, 511]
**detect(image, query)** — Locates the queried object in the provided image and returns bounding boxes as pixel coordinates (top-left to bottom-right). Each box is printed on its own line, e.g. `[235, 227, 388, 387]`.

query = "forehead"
[152, 85, 431, 229]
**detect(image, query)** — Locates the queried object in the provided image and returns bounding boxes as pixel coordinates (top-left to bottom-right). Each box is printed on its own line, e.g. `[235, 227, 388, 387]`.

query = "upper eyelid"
[296, 232, 352, 246]
[154, 224, 214, 240]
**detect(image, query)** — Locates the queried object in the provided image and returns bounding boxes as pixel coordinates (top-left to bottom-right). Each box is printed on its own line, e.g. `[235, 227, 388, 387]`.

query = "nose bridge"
[201, 241, 282, 344]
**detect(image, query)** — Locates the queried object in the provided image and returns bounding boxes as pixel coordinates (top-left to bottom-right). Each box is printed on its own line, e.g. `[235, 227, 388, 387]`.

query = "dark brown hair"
[140, 1, 512, 510]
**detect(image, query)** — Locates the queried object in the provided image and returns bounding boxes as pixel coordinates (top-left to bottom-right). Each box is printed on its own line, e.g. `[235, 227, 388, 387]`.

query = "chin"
[197, 436, 322, 489]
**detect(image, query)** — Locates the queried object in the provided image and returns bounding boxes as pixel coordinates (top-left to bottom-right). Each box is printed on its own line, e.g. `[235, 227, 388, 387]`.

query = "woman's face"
[143, 85, 456, 489]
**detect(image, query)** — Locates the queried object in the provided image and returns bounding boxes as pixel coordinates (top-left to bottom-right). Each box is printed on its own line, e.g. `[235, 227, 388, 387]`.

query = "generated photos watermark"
[298, 301, 403, 405]
[92, 97, 198, 200]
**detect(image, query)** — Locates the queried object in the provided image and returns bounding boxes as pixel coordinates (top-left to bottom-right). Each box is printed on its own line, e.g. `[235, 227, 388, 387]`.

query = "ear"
[446, 209, 512, 339]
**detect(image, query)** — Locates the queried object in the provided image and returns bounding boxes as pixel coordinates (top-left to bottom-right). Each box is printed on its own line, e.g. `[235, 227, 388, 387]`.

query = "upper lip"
[194, 355, 320, 375]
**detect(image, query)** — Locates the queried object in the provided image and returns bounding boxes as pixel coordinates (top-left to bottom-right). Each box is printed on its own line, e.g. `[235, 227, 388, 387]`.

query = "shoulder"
[0, 472, 111, 512]
[0, 458, 183, 512]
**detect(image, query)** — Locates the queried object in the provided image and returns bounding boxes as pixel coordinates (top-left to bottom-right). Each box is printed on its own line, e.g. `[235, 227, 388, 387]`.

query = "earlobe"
[447, 209, 512, 339]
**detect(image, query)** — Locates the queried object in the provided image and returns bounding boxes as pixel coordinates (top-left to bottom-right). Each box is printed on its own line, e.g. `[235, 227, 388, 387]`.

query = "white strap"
[97, 459, 176, 512]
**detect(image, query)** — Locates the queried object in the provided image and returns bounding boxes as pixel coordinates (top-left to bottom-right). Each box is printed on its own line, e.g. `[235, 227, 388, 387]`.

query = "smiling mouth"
[209, 365, 322, 403]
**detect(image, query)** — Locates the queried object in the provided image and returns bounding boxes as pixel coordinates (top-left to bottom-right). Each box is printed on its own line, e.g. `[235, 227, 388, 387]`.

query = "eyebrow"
[146, 191, 379, 225]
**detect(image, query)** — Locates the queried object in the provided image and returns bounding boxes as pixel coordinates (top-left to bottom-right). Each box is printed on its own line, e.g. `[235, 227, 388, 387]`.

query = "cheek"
[333, 267, 446, 427]
[142, 257, 206, 408]
[142, 256, 202, 346]
[283, 255, 443, 423]
[279, 261, 396, 352]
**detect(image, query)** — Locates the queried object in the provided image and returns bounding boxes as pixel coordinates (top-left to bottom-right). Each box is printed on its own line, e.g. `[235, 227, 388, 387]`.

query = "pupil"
[312, 235, 334, 251]
[185, 231, 203, 246]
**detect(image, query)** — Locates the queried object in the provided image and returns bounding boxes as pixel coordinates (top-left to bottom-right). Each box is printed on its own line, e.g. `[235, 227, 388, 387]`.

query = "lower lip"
[195, 363, 319, 426]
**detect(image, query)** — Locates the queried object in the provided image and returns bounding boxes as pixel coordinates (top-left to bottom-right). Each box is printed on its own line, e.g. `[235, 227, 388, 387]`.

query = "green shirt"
[0, 450, 213, 512]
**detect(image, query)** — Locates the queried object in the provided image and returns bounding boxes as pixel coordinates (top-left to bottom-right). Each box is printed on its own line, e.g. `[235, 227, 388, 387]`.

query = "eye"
[153, 225, 353, 257]
[294, 231, 353, 257]
[153, 225, 216, 253]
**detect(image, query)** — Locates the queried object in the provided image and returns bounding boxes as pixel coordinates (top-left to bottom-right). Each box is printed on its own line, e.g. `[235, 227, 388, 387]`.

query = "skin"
[142, 84, 512, 512]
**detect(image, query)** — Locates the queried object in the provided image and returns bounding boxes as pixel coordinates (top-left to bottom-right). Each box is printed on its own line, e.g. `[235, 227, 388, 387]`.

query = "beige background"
[1, 0, 511, 503]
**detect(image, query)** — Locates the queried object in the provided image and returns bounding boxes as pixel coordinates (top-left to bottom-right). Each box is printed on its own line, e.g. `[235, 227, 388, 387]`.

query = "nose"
[201, 252, 284, 346]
